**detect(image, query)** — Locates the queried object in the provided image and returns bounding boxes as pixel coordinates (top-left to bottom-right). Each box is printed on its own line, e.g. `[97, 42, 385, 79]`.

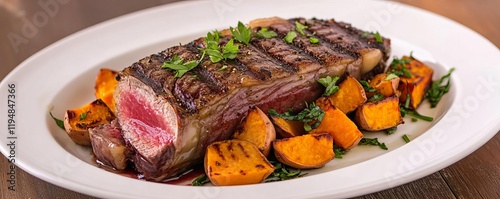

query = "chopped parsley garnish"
[295, 21, 308, 35]
[309, 37, 319, 44]
[317, 76, 340, 96]
[255, 27, 278, 39]
[358, 138, 388, 150]
[368, 93, 384, 102]
[284, 31, 297, 44]
[426, 68, 455, 108]
[161, 54, 204, 78]
[79, 111, 88, 121]
[402, 134, 411, 143]
[230, 21, 252, 45]
[218, 65, 228, 71]
[374, 31, 383, 43]
[386, 127, 397, 135]
[49, 112, 65, 130]
[192, 174, 210, 186]
[400, 106, 434, 122]
[334, 145, 347, 159]
[359, 80, 377, 93]
[385, 73, 399, 81]
[269, 102, 324, 132]
[264, 161, 307, 182]
[387, 57, 412, 78]
[200, 30, 238, 63]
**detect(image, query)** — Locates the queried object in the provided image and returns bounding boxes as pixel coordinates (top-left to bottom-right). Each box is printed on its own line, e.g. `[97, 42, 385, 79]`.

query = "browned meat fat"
[113, 17, 391, 181]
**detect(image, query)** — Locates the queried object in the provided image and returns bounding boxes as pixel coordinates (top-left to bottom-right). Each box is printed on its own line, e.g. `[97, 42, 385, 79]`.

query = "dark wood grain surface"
[1, 0, 499, 198]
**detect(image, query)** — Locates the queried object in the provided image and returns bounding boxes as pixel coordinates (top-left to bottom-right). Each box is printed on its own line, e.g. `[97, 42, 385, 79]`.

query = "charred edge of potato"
[328, 75, 367, 114]
[355, 95, 404, 131]
[369, 73, 400, 97]
[232, 106, 276, 156]
[64, 99, 116, 146]
[273, 133, 334, 169]
[271, 116, 305, 138]
[205, 140, 275, 186]
[311, 97, 363, 150]
[95, 68, 119, 113]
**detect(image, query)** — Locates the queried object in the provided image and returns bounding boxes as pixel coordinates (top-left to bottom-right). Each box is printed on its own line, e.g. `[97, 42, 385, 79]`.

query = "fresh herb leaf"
[309, 37, 319, 44]
[317, 76, 340, 96]
[358, 138, 388, 150]
[284, 31, 297, 44]
[255, 27, 278, 39]
[192, 174, 210, 186]
[218, 65, 228, 71]
[269, 102, 324, 131]
[386, 127, 397, 135]
[79, 111, 88, 121]
[425, 68, 455, 108]
[400, 106, 434, 122]
[49, 112, 65, 130]
[295, 21, 308, 35]
[359, 80, 377, 92]
[374, 31, 383, 43]
[222, 39, 239, 59]
[230, 21, 252, 45]
[264, 161, 307, 182]
[404, 94, 411, 109]
[368, 93, 384, 102]
[334, 145, 347, 159]
[402, 134, 411, 143]
[385, 73, 398, 81]
[162, 54, 203, 78]
[387, 57, 412, 78]
[201, 30, 239, 63]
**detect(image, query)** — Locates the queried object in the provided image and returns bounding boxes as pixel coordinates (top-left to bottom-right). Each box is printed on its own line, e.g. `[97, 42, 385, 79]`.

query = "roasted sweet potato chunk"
[232, 106, 276, 156]
[271, 117, 305, 138]
[310, 97, 363, 149]
[369, 73, 400, 97]
[327, 75, 367, 114]
[395, 57, 434, 109]
[273, 133, 334, 169]
[355, 95, 404, 131]
[64, 99, 116, 146]
[95, 68, 119, 113]
[204, 140, 275, 186]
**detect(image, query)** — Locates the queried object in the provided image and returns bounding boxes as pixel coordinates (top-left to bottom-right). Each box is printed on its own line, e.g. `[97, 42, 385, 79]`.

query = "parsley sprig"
[161, 54, 204, 78]
[264, 161, 307, 182]
[426, 68, 455, 108]
[358, 138, 388, 150]
[295, 21, 308, 35]
[269, 102, 324, 131]
[230, 21, 252, 45]
[386, 57, 412, 78]
[334, 145, 347, 159]
[200, 30, 239, 63]
[284, 31, 297, 44]
[317, 76, 340, 96]
[255, 27, 278, 39]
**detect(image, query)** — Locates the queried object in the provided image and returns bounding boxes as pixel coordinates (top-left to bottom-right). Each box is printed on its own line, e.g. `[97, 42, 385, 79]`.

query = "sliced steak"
[114, 17, 391, 181]
[89, 119, 129, 170]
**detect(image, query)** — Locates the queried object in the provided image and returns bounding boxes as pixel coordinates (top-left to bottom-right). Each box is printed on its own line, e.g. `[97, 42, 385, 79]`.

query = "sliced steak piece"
[89, 119, 129, 170]
[114, 17, 391, 181]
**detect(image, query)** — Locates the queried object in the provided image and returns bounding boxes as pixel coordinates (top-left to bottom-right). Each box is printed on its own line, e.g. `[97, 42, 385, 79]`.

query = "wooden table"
[1, 0, 499, 198]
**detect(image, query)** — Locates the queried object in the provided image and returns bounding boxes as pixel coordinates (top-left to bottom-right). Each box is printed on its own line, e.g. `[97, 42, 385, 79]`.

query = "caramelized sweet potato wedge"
[271, 117, 306, 138]
[395, 56, 434, 109]
[95, 68, 119, 113]
[327, 75, 367, 114]
[232, 106, 276, 156]
[310, 97, 363, 150]
[64, 99, 116, 146]
[369, 73, 400, 97]
[273, 133, 334, 169]
[204, 140, 275, 186]
[355, 95, 404, 131]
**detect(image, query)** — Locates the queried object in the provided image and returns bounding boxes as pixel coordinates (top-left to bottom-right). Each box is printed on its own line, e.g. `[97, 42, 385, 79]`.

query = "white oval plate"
[1, 0, 500, 198]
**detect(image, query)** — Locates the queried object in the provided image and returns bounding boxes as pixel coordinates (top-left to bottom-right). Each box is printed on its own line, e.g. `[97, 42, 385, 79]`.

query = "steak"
[89, 119, 129, 170]
[113, 17, 391, 181]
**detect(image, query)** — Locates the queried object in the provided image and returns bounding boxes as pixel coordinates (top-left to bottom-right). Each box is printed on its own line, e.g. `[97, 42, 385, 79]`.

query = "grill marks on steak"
[114, 17, 391, 181]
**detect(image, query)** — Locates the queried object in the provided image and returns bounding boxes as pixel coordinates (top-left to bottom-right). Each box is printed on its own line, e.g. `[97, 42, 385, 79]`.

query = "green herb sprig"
[426, 68, 455, 108]
[192, 174, 210, 186]
[49, 112, 65, 130]
[269, 102, 324, 131]
[334, 145, 347, 159]
[295, 21, 308, 35]
[200, 30, 238, 63]
[161, 54, 204, 78]
[255, 28, 278, 39]
[358, 138, 388, 150]
[387, 57, 412, 78]
[317, 76, 340, 96]
[402, 134, 411, 143]
[284, 31, 297, 44]
[230, 21, 252, 45]
[264, 161, 307, 182]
